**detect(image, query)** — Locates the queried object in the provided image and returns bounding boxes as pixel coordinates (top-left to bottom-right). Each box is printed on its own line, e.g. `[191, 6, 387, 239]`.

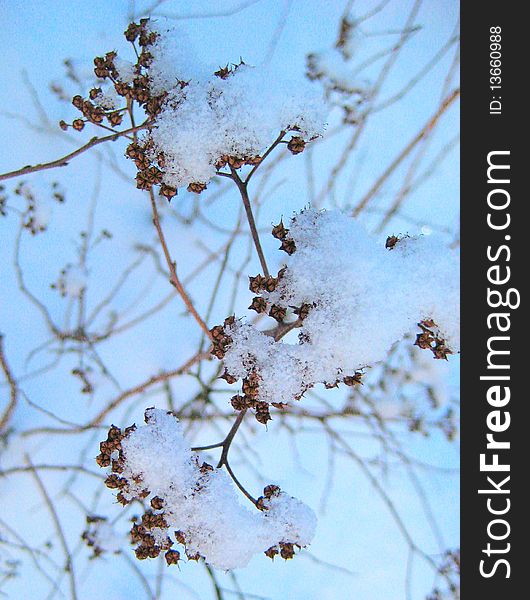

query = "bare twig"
[25, 456, 78, 600]
[0, 123, 148, 182]
[0, 335, 18, 433]
[148, 189, 213, 339]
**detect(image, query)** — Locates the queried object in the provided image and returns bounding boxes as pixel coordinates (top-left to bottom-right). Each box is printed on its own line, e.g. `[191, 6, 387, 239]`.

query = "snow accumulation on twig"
[220, 208, 459, 407]
[97, 408, 316, 570]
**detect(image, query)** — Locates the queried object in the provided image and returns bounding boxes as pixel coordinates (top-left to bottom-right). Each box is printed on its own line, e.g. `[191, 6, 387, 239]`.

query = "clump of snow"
[118, 409, 316, 570]
[145, 20, 213, 95]
[222, 209, 459, 405]
[148, 67, 327, 188]
[113, 56, 137, 84]
[141, 22, 327, 188]
[93, 86, 120, 110]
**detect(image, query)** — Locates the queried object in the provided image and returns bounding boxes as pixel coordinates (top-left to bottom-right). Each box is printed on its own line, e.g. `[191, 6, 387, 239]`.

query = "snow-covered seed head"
[96, 409, 317, 570]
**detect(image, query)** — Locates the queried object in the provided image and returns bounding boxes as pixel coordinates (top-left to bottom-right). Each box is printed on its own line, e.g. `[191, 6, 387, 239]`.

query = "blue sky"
[1, 1, 459, 598]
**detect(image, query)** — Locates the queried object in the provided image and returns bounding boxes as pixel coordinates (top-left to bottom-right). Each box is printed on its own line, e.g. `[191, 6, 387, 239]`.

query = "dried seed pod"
[255, 402, 271, 425]
[343, 372, 363, 386]
[72, 95, 84, 109]
[264, 276, 278, 292]
[108, 111, 123, 126]
[385, 235, 399, 250]
[187, 182, 207, 194]
[249, 296, 267, 314]
[165, 549, 180, 565]
[231, 395, 247, 411]
[263, 485, 280, 499]
[135, 546, 150, 560]
[433, 341, 452, 360]
[104, 474, 121, 489]
[227, 155, 245, 169]
[287, 136, 306, 155]
[324, 380, 339, 389]
[280, 238, 296, 255]
[271, 220, 288, 240]
[220, 369, 237, 384]
[160, 184, 177, 200]
[214, 65, 231, 79]
[72, 119, 85, 131]
[293, 303, 312, 320]
[269, 304, 287, 322]
[175, 530, 186, 545]
[249, 274, 267, 293]
[124, 22, 140, 42]
[150, 496, 165, 510]
[279, 542, 295, 559]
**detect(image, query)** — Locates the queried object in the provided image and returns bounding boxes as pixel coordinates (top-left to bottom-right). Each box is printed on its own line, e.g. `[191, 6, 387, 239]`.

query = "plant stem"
[231, 169, 270, 278]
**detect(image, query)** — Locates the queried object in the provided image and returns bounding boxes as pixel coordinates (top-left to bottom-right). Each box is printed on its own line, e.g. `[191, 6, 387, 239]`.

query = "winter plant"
[0, 5, 460, 599]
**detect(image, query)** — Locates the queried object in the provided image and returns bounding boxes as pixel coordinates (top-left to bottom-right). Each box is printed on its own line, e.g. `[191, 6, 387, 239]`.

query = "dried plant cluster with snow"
[12, 181, 64, 235]
[148, 60, 327, 190]
[68, 17, 462, 575]
[215, 209, 459, 419]
[97, 409, 316, 570]
[68, 19, 327, 197]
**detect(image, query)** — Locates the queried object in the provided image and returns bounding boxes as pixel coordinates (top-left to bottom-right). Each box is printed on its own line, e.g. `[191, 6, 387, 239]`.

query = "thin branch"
[230, 169, 270, 278]
[25, 456, 78, 600]
[0, 335, 18, 433]
[0, 123, 148, 182]
[148, 189, 213, 339]
[352, 88, 460, 217]
[244, 131, 285, 185]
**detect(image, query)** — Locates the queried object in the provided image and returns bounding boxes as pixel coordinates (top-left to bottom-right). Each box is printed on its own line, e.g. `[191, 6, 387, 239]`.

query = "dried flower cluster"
[212, 209, 459, 412]
[307, 17, 371, 124]
[81, 516, 127, 559]
[96, 408, 316, 570]
[145, 39, 327, 192]
[415, 319, 453, 361]
[10, 181, 64, 235]
[64, 19, 327, 198]
[50, 265, 87, 298]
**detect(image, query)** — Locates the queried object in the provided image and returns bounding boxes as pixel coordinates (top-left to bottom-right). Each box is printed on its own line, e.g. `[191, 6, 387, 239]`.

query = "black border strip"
[461, 3, 522, 596]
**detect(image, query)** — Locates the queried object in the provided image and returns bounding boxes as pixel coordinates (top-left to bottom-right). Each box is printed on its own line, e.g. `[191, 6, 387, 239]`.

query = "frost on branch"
[96, 408, 316, 570]
[213, 209, 459, 418]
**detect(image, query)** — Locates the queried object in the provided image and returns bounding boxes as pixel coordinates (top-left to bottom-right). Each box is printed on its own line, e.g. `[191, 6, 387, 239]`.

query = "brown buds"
[287, 136, 306, 155]
[249, 296, 268, 313]
[187, 182, 207, 194]
[272, 220, 288, 240]
[385, 235, 399, 250]
[415, 320, 453, 360]
[280, 238, 296, 255]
